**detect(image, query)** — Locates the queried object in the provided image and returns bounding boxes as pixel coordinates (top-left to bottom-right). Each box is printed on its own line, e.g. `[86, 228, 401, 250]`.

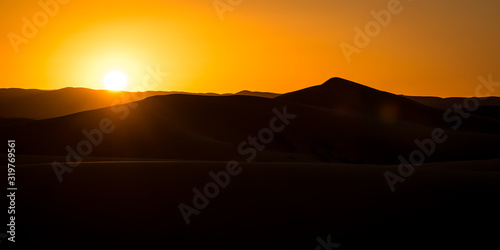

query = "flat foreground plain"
[5, 157, 500, 249]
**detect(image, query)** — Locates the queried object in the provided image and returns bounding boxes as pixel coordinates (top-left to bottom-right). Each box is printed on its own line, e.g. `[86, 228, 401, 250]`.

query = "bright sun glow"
[103, 71, 128, 91]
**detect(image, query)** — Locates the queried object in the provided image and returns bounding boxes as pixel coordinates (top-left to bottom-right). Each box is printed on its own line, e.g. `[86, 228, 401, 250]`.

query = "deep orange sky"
[1, 0, 499, 97]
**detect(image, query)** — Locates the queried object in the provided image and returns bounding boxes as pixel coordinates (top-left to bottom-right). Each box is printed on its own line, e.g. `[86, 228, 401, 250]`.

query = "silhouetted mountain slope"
[0, 88, 278, 120]
[276, 78, 500, 135]
[2, 83, 500, 163]
[0, 88, 146, 119]
[0, 88, 45, 100]
[275, 78, 447, 126]
[404, 96, 500, 110]
[235, 90, 280, 98]
[404, 95, 500, 121]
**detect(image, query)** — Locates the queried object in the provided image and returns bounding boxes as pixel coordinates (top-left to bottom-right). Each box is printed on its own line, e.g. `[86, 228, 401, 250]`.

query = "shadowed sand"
[6, 159, 500, 249]
[2, 78, 500, 249]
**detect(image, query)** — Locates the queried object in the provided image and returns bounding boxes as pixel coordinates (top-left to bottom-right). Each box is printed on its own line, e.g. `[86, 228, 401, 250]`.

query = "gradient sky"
[1, 0, 499, 97]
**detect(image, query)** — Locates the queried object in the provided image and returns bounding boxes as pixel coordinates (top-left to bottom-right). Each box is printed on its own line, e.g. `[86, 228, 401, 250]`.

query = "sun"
[103, 70, 128, 91]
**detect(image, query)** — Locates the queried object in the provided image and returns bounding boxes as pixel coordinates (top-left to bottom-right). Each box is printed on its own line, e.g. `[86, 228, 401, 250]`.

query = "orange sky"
[1, 0, 499, 97]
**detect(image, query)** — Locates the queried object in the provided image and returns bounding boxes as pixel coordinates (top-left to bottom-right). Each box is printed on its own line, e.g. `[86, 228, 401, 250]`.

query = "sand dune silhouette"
[3, 78, 500, 249]
[2, 78, 500, 163]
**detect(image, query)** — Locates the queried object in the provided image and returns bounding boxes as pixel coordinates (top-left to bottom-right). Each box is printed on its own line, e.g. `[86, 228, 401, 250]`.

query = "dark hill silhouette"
[0, 87, 280, 120]
[0, 88, 45, 100]
[5, 82, 500, 122]
[276, 77, 500, 135]
[235, 90, 280, 98]
[276, 78, 448, 127]
[404, 95, 500, 121]
[404, 96, 500, 110]
[2, 79, 500, 164]
[0, 87, 150, 120]
[5, 78, 500, 250]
